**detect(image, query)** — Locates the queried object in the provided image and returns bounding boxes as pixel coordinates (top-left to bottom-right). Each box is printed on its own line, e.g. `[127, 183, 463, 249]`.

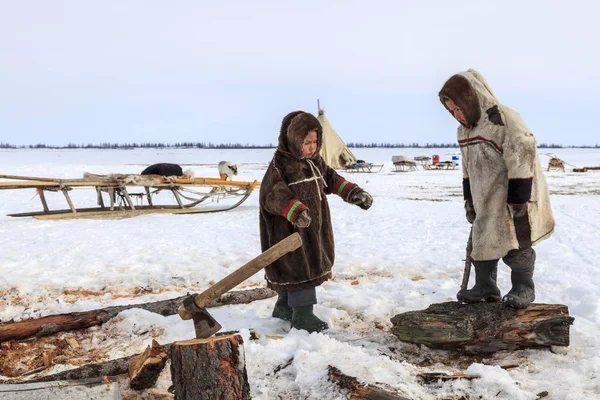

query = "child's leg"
[288, 288, 328, 333]
[272, 292, 293, 321]
[287, 288, 317, 307]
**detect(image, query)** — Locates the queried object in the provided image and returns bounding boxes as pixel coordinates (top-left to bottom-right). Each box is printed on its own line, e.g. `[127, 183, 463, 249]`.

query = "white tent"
[317, 105, 357, 169]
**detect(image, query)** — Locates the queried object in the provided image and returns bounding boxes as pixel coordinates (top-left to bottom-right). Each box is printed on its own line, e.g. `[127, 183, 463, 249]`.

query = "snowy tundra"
[0, 147, 599, 399]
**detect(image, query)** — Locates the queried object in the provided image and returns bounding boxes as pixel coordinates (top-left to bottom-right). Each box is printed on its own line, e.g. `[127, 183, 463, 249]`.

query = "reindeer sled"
[0, 173, 258, 220]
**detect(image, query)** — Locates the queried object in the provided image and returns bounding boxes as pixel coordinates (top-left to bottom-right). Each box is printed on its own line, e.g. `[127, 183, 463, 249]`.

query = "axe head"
[183, 294, 222, 339]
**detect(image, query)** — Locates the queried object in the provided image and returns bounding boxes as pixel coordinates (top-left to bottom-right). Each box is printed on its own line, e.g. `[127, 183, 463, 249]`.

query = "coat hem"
[267, 272, 332, 293]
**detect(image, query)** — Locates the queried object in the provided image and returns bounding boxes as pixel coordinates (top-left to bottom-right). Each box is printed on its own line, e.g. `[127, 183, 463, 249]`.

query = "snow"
[1, 147, 599, 399]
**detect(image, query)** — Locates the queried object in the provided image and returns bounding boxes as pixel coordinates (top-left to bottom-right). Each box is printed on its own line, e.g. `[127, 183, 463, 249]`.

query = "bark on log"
[0, 287, 276, 342]
[170, 334, 250, 400]
[327, 365, 410, 400]
[391, 302, 574, 354]
[128, 339, 168, 390]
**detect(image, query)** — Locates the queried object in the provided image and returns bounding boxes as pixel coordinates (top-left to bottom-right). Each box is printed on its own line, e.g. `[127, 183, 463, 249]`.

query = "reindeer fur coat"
[439, 69, 555, 261]
[259, 111, 367, 292]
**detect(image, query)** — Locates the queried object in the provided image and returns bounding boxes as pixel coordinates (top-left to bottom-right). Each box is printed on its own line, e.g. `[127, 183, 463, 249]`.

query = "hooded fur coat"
[259, 111, 367, 292]
[439, 69, 555, 261]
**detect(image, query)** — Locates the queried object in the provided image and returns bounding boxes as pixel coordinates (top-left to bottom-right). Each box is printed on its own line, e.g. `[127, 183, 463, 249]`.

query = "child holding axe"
[259, 111, 373, 333]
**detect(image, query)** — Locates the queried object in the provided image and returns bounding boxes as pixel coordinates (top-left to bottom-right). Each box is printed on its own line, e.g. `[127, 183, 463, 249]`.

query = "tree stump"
[170, 333, 250, 400]
[390, 302, 574, 354]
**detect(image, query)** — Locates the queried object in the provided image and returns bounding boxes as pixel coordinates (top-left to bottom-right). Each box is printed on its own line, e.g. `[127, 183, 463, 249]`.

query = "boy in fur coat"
[439, 69, 555, 309]
[259, 111, 373, 333]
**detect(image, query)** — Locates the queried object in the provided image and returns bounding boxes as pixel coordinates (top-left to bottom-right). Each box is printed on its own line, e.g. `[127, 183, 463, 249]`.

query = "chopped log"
[128, 339, 168, 390]
[417, 372, 480, 384]
[170, 333, 250, 400]
[327, 365, 411, 400]
[0, 287, 276, 342]
[390, 302, 574, 354]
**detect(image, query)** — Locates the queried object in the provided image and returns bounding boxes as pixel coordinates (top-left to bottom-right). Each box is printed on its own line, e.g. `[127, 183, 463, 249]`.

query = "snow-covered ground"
[1, 147, 599, 399]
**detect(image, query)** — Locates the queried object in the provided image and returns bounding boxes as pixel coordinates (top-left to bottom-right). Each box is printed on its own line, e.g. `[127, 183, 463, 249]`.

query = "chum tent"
[317, 105, 358, 169]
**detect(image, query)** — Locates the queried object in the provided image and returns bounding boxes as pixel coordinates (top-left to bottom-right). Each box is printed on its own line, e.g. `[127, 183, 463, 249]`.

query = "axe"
[177, 232, 303, 339]
[460, 227, 473, 291]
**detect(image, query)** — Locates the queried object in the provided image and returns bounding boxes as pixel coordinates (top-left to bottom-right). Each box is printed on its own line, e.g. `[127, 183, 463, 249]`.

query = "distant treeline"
[1, 142, 599, 149]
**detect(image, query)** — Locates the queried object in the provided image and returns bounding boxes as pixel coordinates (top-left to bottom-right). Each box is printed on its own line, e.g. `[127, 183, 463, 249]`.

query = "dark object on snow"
[327, 365, 411, 400]
[391, 301, 574, 354]
[140, 163, 183, 176]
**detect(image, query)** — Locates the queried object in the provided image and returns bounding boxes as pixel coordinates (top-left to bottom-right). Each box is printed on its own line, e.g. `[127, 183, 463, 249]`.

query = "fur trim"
[278, 111, 304, 153]
[439, 74, 481, 126]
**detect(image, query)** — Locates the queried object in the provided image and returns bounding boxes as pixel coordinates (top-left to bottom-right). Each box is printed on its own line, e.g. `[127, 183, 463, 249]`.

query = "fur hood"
[439, 69, 501, 127]
[277, 111, 323, 160]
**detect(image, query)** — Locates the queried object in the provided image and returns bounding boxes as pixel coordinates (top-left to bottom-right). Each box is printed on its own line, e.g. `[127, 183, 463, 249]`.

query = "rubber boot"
[291, 305, 329, 333]
[457, 260, 502, 303]
[502, 270, 535, 309]
[272, 293, 293, 322]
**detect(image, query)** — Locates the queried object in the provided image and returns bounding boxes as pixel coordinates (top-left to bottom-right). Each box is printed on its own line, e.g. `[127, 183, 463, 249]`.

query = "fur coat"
[259, 111, 367, 292]
[439, 69, 555, 261]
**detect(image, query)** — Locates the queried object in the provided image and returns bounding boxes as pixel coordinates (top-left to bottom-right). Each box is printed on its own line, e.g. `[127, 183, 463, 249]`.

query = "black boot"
[272, 293, 293, 321]
[502, 270, 535, 309]
[502, 248, 536, 309]
[457, 260, 501, 303]
[291, 305, 329, 333]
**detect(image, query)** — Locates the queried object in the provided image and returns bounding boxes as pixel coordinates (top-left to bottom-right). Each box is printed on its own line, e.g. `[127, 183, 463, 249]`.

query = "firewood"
[170, 333, 250, 400]
[391, 302, 574, 354]
[64, 337, 80, 349]
[0, 287, 276, 342]
[327, 365, 411, 400]
[128, 339, 168, 390]
[43, 351, 54, 368]
[417, 372, 480, 384]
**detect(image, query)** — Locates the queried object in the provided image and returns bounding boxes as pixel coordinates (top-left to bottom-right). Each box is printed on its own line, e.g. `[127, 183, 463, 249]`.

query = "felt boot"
[291, 305, 328, 333]
[272, 293, 293, 321]
[457, 260, 501, 303]
[502, 270, 535, 309]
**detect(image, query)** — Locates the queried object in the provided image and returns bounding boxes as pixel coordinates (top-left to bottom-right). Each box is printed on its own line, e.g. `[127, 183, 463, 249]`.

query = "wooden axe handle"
[460, 227, 473, 291]
[178, 232, 303, 320]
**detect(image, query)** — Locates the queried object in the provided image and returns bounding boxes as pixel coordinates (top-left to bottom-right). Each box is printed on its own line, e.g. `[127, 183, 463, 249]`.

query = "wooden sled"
[343, 161, 384, 173]
[423, 161, 456, 170]
[0, 174, 258, 220]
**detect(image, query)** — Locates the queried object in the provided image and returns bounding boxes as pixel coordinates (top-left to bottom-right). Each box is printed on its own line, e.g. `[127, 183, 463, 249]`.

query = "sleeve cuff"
[333, 178, 356, 200]
[282, 200, 307, 222]
[462, 178, 472, 200]
[507, 177, 533, 204]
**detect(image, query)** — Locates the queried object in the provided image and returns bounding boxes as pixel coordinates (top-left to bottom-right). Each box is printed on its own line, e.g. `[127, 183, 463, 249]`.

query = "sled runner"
[0, 173, 258, 220]
[343, 160, 384, 173]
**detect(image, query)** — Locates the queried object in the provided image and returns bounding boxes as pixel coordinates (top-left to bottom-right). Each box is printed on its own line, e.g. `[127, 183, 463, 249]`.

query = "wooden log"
[390, 302, 574, 354]
[14, 345, 174, 384]
[417, 372, 480, 384]
[170, 334, 250, 400]
[0, 287, 276, 342]
[128, 339, 168, 390]
[327, 365, 411, 400]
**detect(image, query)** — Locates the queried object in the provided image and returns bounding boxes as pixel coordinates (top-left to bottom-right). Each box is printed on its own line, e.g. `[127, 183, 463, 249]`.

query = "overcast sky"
[1, 1, 598, 146]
